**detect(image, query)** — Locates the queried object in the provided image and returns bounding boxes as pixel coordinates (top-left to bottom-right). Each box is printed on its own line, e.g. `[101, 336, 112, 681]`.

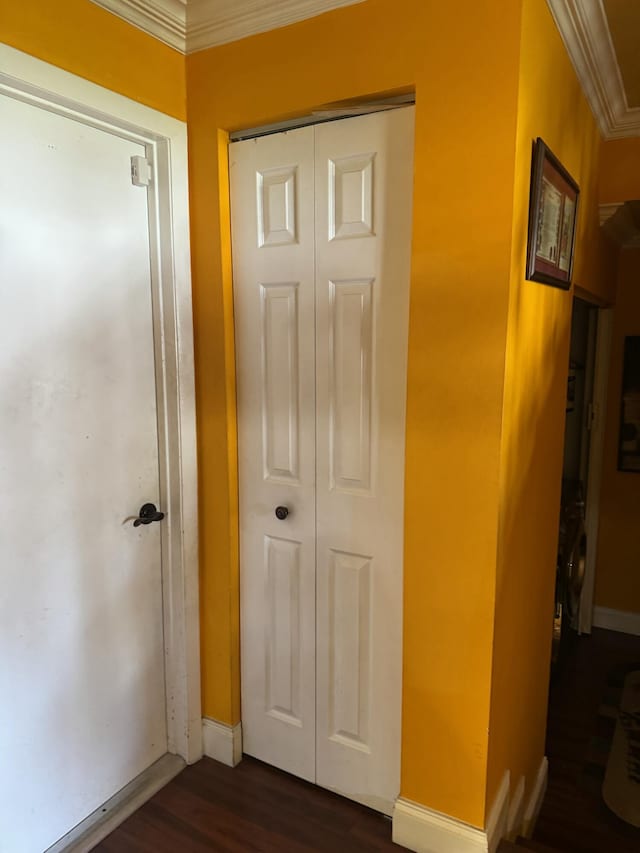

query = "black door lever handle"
[133, 502, 165, 527]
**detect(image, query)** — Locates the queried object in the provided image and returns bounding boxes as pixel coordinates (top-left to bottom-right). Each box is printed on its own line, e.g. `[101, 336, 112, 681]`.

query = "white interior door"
[314, 108, 414, 813]
[232, 107, 415, 814]
[0, 92, 167, 852]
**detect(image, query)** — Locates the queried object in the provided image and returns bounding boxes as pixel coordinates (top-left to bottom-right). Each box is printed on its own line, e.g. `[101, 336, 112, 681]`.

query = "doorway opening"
[532, 296, 640, 850]
[553, 296, 598, 661]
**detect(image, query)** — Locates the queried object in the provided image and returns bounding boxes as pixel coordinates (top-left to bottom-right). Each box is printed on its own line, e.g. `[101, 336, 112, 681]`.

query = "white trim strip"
[392, 799, 489, 853]
[599, 202, 624, 226]
[202, 718, 243, 767]
[486, 771, 511, 853]
[579, 308, 614, 634]
[506, 776, 525, 842]
[89, 0, 367, 54]
[522, 756, 548, 839]
[229, 94, 415, 141]
[391, 770, 510, 853]
[45, 753, 184, 853]
[546, 0, 640, 139]
[593, 607, 640, 636]
[90, 0, 187, 52]
[187, 0, 366, 53]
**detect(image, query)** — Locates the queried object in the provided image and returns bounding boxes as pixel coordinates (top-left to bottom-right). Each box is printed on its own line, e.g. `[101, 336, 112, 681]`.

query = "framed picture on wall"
[525, 138, 580, 290]
[618, 336, 640, 473]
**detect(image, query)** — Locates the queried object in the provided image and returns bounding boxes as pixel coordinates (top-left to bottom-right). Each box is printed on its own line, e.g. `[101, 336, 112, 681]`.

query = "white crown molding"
[599, 202, 624, 226]
[187, 0, 365, 53]
[599, 202, 640, 247]
[546, 0, 640, 139]
[90, 0, 187, 52]
[90, 0, 365, 54]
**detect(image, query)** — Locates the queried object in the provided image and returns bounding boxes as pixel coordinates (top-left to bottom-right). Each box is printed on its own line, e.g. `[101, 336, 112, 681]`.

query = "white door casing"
[232, 108, 415, 813]
[0, 44, 200, 851]
[579, 308, 614, 634]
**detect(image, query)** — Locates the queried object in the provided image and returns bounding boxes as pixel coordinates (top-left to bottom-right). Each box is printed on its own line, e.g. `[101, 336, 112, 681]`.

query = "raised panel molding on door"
[232, 108, 415, 814]
[257, 165, 298, 247]
[265, 536, 303, 726]
[329, 278, 374, 493]
[329, 153, 374, 240]
[261, 282, 300, 482]
[328, 549, 372, 751]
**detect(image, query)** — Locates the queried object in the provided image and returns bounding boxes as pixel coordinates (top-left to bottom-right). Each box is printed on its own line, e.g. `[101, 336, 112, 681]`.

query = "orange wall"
[600, 138, 640, 203]
[2, 0, 185, 119]
[595, 249, 640, 614]
[187, 0, 523, 827]
[486, 0, 615, 810]
[8, 0, 623, 831]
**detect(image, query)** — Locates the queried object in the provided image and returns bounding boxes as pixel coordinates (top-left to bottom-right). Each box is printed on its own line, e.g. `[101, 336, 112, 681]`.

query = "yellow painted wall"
[2, 0, 185, 119]
[187, 0, 524, 827]
[485, 0, 615, 810]
[600, 138, 640, 203]
[7, 0, 623, 831]
[595, 249, 640, 614]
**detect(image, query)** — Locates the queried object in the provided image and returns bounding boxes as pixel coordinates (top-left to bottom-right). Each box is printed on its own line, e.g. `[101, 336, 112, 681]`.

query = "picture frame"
[526, 137, 580, 290]
[617, 335, 640, 473]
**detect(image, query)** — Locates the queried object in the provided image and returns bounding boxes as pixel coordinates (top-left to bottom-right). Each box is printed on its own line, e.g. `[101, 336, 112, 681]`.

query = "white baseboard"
[593, 607, 640, 636]
[202, 718, 243, 767]
[506, 775, 525, 842]
[46, 753, 184, 853]
[486, 771, 511, 853]
[392, 771, 510, 853]
[522, 756, 548, 839]
[392, 799, 490, 853]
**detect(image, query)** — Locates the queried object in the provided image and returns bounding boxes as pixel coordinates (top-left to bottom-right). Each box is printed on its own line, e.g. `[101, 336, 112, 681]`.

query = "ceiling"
[92, 1, 640, 139]
[548, 0, 640, 139]
[602, 0, 640, 109]
[89, 0, 364, 55]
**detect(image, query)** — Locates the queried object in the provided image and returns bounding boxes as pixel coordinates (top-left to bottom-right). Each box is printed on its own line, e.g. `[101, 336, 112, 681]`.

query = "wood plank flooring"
[532, 627, 640, 853]
[95, 755, 402, 852]
[97, 627, 640, 852]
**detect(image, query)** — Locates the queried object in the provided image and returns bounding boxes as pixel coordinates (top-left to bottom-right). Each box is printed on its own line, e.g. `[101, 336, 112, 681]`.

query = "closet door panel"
[315, 108, 415, 814]
[231, 128, 316, 781]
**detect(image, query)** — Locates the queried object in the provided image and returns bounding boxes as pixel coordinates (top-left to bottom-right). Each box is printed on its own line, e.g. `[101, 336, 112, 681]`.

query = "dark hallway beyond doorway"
[534, 628, 640, 852]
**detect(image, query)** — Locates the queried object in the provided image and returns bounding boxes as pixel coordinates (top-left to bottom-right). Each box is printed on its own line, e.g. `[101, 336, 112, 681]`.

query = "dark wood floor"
[95, 755, 402, 852]
[533, 627, 640, 853]
[98, 627, 640, 853]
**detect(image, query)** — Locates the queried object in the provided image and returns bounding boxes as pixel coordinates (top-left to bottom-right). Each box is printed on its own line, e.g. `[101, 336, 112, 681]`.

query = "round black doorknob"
[275, 506, 289, 520]
[133, 502, 165, 527]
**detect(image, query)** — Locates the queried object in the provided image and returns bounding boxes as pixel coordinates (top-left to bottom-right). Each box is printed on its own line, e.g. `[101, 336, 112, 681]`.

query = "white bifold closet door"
[231, 107, 415, 815]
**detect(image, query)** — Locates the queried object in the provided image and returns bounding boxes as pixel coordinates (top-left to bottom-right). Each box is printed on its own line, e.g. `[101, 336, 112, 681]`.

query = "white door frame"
[0, 45, 202, 764]
[579, 307, 614, 635]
